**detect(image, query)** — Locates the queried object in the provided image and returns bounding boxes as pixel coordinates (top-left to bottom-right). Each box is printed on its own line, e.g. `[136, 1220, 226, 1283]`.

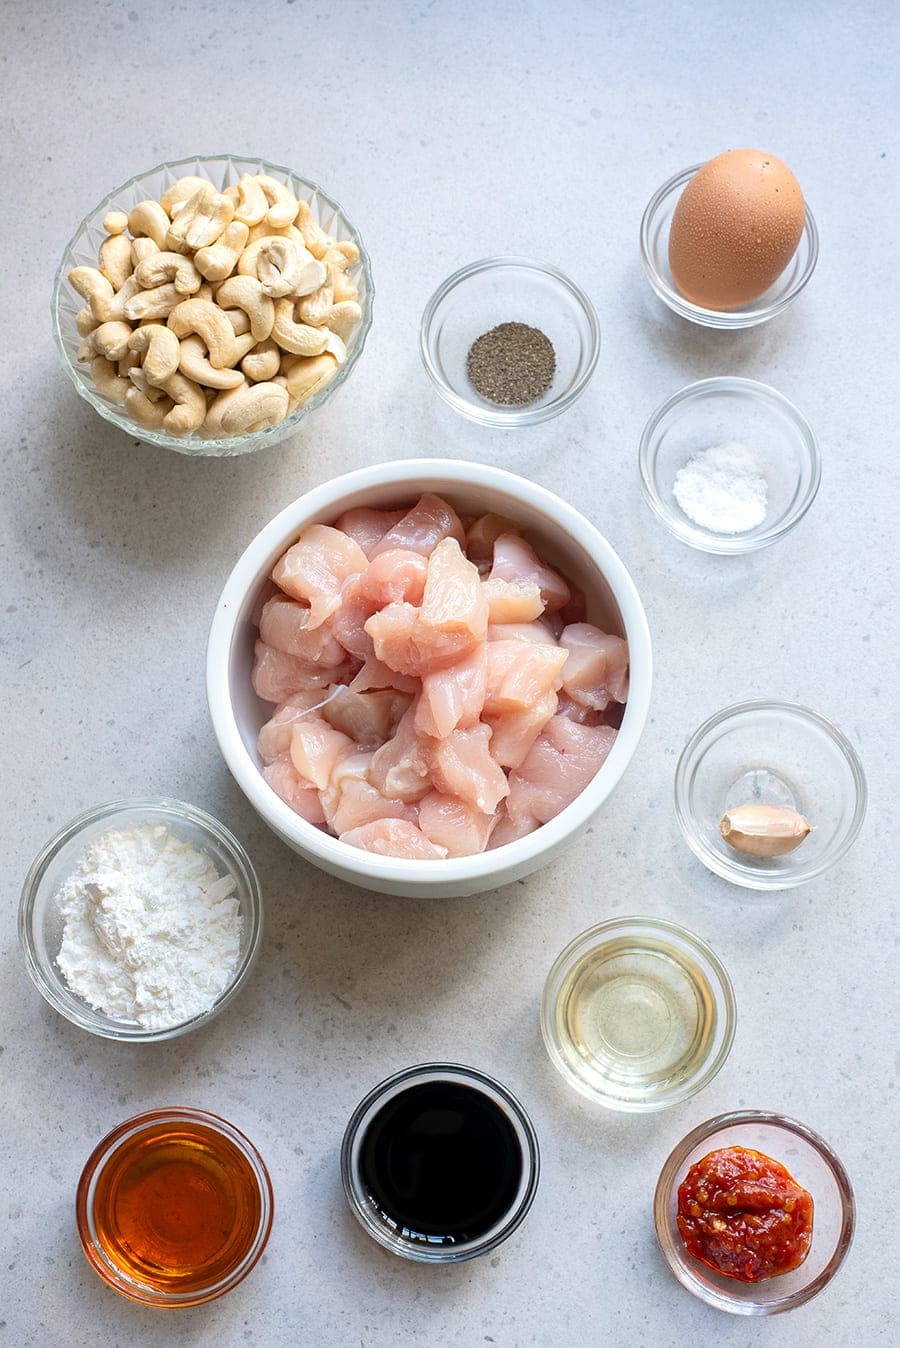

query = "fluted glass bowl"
[51, 154, 373, 456]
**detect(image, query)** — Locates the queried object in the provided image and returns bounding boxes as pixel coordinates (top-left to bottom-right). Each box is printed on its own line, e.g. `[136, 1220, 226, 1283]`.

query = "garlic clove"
[718, 804, 812, 858]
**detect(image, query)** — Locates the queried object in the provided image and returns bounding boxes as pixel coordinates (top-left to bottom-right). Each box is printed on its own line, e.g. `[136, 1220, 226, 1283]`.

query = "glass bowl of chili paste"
[654, 1111, 854, 1314]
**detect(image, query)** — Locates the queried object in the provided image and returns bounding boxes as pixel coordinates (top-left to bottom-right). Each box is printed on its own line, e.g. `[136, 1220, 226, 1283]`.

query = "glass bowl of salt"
[18, 798, 262, 1041]
[638, 377, 821, 553]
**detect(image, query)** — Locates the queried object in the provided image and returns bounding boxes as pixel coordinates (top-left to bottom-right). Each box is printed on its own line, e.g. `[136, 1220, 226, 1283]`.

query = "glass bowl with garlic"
[51, 154, 373, 457]
[674, 701, 867, 890]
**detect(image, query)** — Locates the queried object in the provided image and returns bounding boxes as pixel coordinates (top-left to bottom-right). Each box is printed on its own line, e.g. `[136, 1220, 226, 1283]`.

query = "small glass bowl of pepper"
[654, 1111, 854, 1314]
[420, 257, 600, 426]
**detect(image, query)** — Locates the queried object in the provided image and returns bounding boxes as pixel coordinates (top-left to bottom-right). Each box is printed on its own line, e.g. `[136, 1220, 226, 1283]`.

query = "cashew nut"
[194, 220, 250, 282]
[124, 282, 181, 322]
[127, 365, 168, 400]
[125, 385, 174, 430]
[91, 320, 133, 362]
[167, 298, 237, 368]
[282, 352, 339, 408]
[294, 199, 331, 258]
[127, 323, 181, 385]
[117, 347, 142, 378]
[271, 298, 329, 356]
[323, 244, 360, 302]
[196, 282, 215, 302]
[102, 209, 129, 236]
[128, 200, 170, 249]
[90, 355, 129, 402]
[223, 307, 251, 336]
[160, 371, 207, 435]
[241, 339, 280, 382]
[134, 250, 202, 295]
[326, 300, 363, 343]
[131, 237, 159, 267]
[166, 182, 235, 251]
[102, 274, 143, 322]
[205, 379, 289, 435]
[75, 305, 98, 337]
[160, 176, 210, 217]
[255, 174, 300, 230]
[296, 276, 334, 326]
[68, 266, 115, 320]
[214, 276, 274, 342]
[178, 334, 245, 390]
[245, 220, 302, 245]
[224, 173, 268, 227]
[255, 237, 325, 299]
[99, 234, 134, 290]
[76, 339, 94, 363]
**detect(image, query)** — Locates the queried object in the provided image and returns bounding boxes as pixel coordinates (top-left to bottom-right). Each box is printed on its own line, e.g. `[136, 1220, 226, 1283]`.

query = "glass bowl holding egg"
[640, 152, 819, 329]
[206, 460, 652, 898]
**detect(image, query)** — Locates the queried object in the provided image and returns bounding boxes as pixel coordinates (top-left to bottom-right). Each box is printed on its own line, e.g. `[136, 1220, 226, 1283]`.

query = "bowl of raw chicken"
[207, 460, 651, 897]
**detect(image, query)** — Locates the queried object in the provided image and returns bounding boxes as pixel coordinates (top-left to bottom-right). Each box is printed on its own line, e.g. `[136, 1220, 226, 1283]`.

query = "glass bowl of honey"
[76, 1107, 274, 1306]
[541, 917, 736, 1112]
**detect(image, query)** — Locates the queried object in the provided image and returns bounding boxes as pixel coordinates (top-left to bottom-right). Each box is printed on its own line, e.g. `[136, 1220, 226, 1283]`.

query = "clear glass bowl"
[19, 798, 262, 1039]
[76, 1107, 274, 1306]
[51, 153, 374, 456]
[640, 163, 819, 329]
[341, 1063, 540, 1262]
[541, 917, 735, 1112]
[654, 1111, 854, 1314]
[419, 256, 600, 426]
[638, 377, 821, 553]
[674, 701, 867, 890]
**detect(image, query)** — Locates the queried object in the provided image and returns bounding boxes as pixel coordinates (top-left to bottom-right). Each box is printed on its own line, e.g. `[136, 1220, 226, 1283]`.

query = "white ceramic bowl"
[206, 460, 652, 897]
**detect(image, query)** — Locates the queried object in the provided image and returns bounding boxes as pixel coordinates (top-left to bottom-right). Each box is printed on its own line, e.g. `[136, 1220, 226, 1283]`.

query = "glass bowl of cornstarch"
[19, 798, 262, 1041]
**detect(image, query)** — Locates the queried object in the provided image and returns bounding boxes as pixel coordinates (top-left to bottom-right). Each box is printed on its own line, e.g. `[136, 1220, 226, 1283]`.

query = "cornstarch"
[672, 440, 768, 534]
[56, 823, 242, 1029]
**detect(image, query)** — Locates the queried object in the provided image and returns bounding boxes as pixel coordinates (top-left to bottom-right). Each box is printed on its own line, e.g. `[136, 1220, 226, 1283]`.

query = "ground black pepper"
[466, 322, 556, 406]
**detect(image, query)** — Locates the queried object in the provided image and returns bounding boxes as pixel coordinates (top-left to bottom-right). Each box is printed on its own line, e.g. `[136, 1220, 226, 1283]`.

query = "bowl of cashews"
[52, 154, 374, 456]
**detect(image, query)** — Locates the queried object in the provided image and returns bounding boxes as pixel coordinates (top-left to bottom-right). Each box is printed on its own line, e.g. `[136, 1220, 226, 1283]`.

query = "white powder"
[56, 823, 242, 1030]
[672, 440, 768, 534]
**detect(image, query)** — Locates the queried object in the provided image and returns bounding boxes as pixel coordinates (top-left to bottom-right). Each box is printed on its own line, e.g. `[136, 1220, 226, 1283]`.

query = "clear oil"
[554, 934, 718, 1104]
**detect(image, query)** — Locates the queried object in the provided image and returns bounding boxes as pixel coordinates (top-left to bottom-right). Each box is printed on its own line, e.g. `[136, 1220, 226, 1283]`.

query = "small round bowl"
[639, 377, 821, 553]
[640, 163, 819, 329]
[341, 1063, 540, 1263]
[19, 798, 262, 1039]
[52, 153, 373, 457]
[675, 701, 867, 890]
[420, 256, 600, 426]
[206, 458, 652, 898]
[541, 917, 735, 1112]
[654, 1110, 854, 1314]
[76, 1107, 274, 1306]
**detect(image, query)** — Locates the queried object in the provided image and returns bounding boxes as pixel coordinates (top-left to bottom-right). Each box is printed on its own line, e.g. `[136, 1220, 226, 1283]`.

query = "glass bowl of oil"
[76, 1107, 274, 1306]
[541, 917, 736, 1112]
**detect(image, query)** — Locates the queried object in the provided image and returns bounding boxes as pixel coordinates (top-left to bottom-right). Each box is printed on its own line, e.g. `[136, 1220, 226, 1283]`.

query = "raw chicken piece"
[506, 716, 617, 824]
[368, 701, 432, 802]
[415, 646, 487, 739]
[489, 533, 570, 612]
[320, 749, 375, 827]
[257, 690, 335, 764]
[322, 685, 411, 748]
[488, 807, 539, 849]
[332, 507, 406, 558]
[560, 623, 629, 710]
[259, 596, 347, 666]
[484, 640, 568, 714]
[418, 791, 495, 857]
[250, 578, 281, 628]
[349, 655, 419, 694]
[370, 493, 466, 558]
[556, 692, 604, 726]
[271, 525, 367, 628]
[340, 819, 448, 860]
[365, 602, 480, 677]
[421, 538, 489, 641]
[252, 640, 347, 703]
[330, 779, 419, 836]
[361, 549, 429, 608]
[262, 754, 326, 824]
[484, 690, 558, 769]
[290, 716, 355, 790]
[329, 575, 375, 661]
[426, 724, 510, 814]
[481, 577, 545, 624]
[466, 514, 519, 569]
[487, 619, 558, 645]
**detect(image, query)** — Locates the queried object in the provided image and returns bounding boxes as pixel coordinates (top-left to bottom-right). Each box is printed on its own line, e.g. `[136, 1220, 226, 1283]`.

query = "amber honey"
[77, 1109, 272, 1305]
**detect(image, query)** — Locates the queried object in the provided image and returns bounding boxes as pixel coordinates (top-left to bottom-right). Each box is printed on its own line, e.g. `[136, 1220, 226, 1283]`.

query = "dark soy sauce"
[359, 1080, 523, 1246]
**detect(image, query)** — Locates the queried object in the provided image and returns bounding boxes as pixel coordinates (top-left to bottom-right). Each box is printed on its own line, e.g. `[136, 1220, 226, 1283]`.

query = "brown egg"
[668, 149, 806, 310]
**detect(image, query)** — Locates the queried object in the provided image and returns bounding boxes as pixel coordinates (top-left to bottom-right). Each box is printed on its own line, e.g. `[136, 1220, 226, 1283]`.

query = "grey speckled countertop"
[2, 1, 897, 1344]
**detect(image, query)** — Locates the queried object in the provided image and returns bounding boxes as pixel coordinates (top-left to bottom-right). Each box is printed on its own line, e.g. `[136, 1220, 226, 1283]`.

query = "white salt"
[672, 440, 768, 534]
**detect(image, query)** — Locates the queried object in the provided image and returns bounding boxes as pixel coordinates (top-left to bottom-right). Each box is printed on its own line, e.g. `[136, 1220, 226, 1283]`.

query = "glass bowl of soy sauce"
[341, 1063, 540, 1262]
